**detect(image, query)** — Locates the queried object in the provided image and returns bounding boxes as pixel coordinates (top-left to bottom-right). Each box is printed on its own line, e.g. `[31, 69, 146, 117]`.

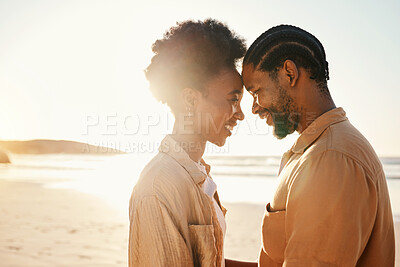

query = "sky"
[0, 0, 399, 156]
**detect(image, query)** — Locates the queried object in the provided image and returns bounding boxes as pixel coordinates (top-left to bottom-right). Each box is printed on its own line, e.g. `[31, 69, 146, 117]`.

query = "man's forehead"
[242, 64, 255, 84]
[242, 64, 256, 76]
[242, 64, 265, 90]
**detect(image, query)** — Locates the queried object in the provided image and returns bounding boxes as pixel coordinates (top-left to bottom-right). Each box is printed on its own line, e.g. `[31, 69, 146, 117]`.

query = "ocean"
[1, 153, 400, 217]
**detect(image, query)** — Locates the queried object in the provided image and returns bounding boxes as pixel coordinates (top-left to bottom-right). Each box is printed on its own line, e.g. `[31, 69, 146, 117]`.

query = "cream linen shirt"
[259, 108, 395, 267]
[129, 135, 226, 267]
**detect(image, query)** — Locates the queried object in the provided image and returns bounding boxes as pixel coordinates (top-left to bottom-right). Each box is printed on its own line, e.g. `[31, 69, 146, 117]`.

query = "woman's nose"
[233, 104, 244, 121]
[235, 104, 245, 121]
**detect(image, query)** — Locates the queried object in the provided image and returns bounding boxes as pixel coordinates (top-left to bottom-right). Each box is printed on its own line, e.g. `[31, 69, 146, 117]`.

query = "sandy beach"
[0, 180, 398, 266]
[0, 181, 128, 267]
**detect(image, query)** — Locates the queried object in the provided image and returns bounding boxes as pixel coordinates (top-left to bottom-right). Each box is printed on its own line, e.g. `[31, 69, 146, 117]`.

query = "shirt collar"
[158, 135, 208, 184]
[291, 107, 348, 154]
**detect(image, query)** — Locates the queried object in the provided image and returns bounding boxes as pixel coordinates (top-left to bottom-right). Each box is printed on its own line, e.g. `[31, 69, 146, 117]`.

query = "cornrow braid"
[244, 25, 330, 91]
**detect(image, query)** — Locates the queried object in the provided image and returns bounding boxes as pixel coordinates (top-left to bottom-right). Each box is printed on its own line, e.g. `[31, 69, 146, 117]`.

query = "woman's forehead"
[206, 69, 243, 96]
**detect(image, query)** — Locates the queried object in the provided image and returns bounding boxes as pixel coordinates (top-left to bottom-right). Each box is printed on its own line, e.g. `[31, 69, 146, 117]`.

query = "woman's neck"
[171, 122, 206, 163]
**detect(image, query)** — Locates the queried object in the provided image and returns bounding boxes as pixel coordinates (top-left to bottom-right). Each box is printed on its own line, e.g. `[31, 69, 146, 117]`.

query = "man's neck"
[297, 99, 336, 134]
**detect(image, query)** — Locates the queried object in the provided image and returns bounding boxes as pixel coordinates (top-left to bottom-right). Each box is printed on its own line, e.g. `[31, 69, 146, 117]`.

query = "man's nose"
[252, 97, 261, 115]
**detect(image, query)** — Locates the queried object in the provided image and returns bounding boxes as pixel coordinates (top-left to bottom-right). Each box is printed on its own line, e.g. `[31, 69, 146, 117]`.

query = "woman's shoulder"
[133, 152, 194, 198]
[141, 152, 188, 180]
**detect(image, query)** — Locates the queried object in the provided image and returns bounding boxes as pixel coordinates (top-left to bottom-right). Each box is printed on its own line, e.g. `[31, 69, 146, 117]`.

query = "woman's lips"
[224, 124, 236, 131]
[224, 122, 237, 136]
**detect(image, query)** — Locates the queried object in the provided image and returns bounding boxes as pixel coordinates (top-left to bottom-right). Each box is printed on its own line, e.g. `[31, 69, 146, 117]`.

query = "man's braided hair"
[244, 25, 330, 92]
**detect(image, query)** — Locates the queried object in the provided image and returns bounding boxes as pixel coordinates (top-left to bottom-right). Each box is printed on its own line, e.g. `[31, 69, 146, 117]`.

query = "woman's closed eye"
[230, 95, 241, 106]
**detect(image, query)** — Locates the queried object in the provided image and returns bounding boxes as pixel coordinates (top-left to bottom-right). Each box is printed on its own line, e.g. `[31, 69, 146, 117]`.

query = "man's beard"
[270, 86, 300, 139]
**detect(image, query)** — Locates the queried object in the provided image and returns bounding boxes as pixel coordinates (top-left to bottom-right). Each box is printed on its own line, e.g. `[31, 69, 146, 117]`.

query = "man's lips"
[258, 110, 269, 119]
[258, 111, 273, 126]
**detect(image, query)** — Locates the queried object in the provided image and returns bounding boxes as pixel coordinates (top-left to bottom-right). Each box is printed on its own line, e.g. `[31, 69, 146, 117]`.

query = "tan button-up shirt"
[129, 135, 226, 267]
[259, 108, 395, 267]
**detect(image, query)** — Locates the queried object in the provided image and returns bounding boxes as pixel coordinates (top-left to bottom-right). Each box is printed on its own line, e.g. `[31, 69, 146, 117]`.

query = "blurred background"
[0, 0, 399, 266]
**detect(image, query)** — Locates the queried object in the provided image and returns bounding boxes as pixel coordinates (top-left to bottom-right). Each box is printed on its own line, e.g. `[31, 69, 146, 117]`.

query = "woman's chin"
[209, 136, 228, 147]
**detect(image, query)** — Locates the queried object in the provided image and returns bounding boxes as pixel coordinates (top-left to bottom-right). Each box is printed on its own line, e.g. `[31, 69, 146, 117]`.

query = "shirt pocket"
[262, 203, 286, 264]
[188, 224, 216, 267]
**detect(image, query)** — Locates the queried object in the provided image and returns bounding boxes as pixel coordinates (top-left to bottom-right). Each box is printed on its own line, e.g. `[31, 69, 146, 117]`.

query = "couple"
[129, 19, 395, 266]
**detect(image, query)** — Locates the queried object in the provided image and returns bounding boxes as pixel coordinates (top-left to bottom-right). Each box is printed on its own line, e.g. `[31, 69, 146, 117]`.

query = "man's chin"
[273, 131, 289, 140]
[273, 124, 297, 140]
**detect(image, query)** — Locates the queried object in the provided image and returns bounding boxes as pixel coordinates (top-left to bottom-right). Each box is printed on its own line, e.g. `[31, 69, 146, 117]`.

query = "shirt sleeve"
[129, 195, 193, 267]
[283, 150, 377, 266]
[259, 247, 284, 267]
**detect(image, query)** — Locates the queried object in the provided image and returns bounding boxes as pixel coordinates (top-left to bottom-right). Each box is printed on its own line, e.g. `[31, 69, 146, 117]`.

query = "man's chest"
[270, 155, 302, 211]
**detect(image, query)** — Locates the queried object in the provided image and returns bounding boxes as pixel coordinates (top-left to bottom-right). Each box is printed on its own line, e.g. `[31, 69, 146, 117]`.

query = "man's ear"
[182, 87, 199, 109]
[283, 60, 299, 87]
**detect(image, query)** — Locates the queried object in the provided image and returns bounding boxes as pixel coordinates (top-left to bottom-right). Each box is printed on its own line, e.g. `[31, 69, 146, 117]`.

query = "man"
[241, 25, 395, 266]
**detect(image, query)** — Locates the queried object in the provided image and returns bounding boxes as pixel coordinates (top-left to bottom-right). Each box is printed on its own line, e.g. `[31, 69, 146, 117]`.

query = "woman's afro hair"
[145, 19, 246, 107]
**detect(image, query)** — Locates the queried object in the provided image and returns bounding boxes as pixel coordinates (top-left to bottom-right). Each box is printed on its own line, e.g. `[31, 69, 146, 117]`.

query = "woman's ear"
[182, 87, 198, 109]
[283, 60, 299, 87]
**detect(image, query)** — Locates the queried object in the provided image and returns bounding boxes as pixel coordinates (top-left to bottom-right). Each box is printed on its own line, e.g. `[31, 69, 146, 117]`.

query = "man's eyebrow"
[246, 86, 256, 95]
[228, 89, 243, 95]
[246, 86, 254, 92]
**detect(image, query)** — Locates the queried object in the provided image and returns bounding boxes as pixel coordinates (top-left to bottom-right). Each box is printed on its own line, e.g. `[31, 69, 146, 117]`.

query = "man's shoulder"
[306, 119, 382, 176]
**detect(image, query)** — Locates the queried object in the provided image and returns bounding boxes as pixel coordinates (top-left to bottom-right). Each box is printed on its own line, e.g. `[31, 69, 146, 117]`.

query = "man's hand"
[225, 259, 258, 267]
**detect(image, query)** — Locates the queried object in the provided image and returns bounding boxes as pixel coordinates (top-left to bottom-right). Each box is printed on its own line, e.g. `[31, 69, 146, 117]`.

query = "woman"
[128, 19, 254, 267]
